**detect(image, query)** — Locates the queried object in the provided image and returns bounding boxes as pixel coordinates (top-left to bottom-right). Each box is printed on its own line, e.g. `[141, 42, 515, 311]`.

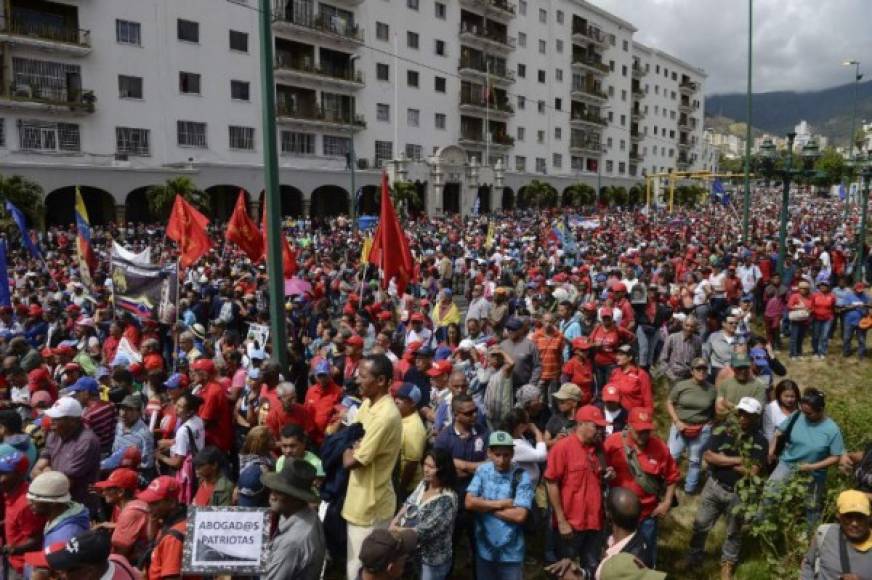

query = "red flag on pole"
[261, 206, 297, 278]
[226, 190, 264, 261]
[166, 195, 212, 269]
[368, 172, 416, 295]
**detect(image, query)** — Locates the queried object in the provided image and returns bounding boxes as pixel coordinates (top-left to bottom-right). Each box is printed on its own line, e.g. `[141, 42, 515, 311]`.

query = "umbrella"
[284, 277, 312, 296]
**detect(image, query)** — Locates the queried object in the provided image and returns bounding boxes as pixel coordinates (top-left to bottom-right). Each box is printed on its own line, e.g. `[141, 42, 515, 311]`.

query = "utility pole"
[349, 55, 359, 236]
[257, 0, 289, 374]
[777, 133, 797, 276]
[742, 0, 753, 243]
[844, 60, 862, 219]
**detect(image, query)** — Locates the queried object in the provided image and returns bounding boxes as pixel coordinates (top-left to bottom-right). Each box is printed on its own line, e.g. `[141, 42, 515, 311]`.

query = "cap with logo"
[575, 405, 607, 427]
[314, 360, 331, 376]
[137, 476, 180, 503]
[601, 384, 622, 403]
[488, 431, 515, 448]
[426, 360, 453, 378]
[24, 530, 112, 571]
[0, 451, 29, 475]
[628, 407, 655, 431]
[94, 468, 139, 491]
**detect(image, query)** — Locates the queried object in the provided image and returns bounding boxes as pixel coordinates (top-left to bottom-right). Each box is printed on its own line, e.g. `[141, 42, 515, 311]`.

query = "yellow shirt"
[400, 412, 427, 492]
[342, 394, 402, 526]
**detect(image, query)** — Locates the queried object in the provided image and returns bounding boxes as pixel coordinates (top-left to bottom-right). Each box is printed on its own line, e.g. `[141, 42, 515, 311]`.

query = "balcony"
[459, 23, 515, 51]
[629, 151, 644, 164]
[631, 87, 645, 100]
[678, 140, 692, 150]
[631, 108, 646, 122]
[571, 25, 608, 48]
[569, 138, 602, 155]
[630, 130, 642, 143]
[679, 101, 694, 114]
[0, 82, 95, 114]
[459, 0, 516, 21]
[459, 94, 514, 118]
[571, 56, 608, 76]
[679, 81, 698, 95]
[458, 131, 515, 149]
[678, 118, 694, 132]
[632, 65, 647, 78]
[569, 111, 607, 129]
[276, 104, 365, 130]
[273, 12, 364, 46]
[274, 57, 364, 90]
[677, 156, 691, 169]
[570, 84, 608, 103]
[0, 15, 91, 56]
[458, 61, 516, 86]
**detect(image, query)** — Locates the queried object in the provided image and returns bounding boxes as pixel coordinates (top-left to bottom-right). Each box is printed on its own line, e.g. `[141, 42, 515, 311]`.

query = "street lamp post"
[851, 151, 872, 281]
[843, 60, 862, 220]
[349, 55, 360, 235]
[742, 0, 753, 243]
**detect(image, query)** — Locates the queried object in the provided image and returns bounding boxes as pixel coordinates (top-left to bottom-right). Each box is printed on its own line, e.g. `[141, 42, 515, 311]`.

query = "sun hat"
[260, 458, 319, 504]
[27, 471, 71, 504]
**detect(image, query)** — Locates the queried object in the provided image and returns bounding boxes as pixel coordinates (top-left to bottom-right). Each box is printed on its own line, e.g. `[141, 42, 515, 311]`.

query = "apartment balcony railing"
[679, 81, 698, 95]
[274, 12, 364, 44]
[631, 87, 645, 100]
[631, 108, 646, 121]
[679, 101, 694, 113]
[274, 56, 364, 86]
[569, 111, 607, 127]
[571, 57, 609, 75]
[458, 60, 516, 84]
[4, 81, 95, 112]
[460, 0, 516, 18]
[630, 130, 643, 142]
[572, 25, 608, 47]
[569, 138, 602, 154]
[459, 94, 514, 115]
[276, 103, 365, 127]
[632, 65, 647, 78]
[629, 151, 644, 163]
[0, 16, 91, 55]
[459, 23, 516, 49]
[459, 132, 515, 147]
[570, 84, 608, 102]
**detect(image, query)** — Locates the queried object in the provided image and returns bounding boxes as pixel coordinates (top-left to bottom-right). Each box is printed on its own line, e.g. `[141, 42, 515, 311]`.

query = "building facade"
[0, 0, 708, 224]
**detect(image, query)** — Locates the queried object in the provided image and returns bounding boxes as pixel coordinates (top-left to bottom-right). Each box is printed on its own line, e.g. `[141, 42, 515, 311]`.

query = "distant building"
[705, 130, 745, 159]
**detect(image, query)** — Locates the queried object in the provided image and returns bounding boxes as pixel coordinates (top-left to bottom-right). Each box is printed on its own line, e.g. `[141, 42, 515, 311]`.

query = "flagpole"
[485, 60, 490, 166]
[393, 32, 399, 155]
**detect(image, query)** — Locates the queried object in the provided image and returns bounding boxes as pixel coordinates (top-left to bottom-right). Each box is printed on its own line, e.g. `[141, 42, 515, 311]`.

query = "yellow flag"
[361, 235, 373, 262]
[485, 221, 495, 250]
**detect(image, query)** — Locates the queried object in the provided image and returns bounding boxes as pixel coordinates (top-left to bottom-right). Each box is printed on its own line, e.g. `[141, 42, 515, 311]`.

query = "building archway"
[442, 183, 461, 214]
[125, 187, 160, 224]
[476, 185, 492, 214]
[310, 185, 349, 218]
[205, 185, 246, 222]
[45, 186, 115, 227]
[258, 186, 305, 218]
[501, 187, 515, 210]
[516, 186, 529, 209]
[358, 185, 380, 215]
[411, 180, 427, 216]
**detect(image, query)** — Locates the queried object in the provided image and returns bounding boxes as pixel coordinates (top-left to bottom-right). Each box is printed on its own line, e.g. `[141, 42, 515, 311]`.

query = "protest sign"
[182, 507, 270, 575]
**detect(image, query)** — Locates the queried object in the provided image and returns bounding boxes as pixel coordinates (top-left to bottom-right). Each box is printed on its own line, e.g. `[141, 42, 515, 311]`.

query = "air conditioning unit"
[357, 158, 369, 169]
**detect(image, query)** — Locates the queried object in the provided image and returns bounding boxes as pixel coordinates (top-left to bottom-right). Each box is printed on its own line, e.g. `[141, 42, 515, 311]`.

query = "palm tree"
[146, 177, 209, 220]
[390, 181, 421, 218]
[522, 180, 558, 208]
[611, 186, 628, 206]
[628, 184, 644, 206]
[562, 183, 596, 207]
[0, 175, 45, 229]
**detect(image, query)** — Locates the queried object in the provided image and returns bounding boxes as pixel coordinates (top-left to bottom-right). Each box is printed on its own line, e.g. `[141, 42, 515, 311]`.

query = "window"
[229, 30, 248, 52]
[536, 158, 547, 173]
[435, 113, 446, 129]
[435, 40, 446, 56]
[537, 70, 545, 83]
[518, 32, 526, 48]
[622, 39, 629, 51]
[553, 153, 562, 168]
[517, 95, 525, 109]
[435, 2, 446, 18]
[407, 70, 419, 87]
[608, 86, 614, 97]
[407, 0, 419, 10]
[622, 65, 628, 77]
[538, 40, 546, 54]
[554, 98, 562, 110]
[619, 161, 626, 174]
[19, 121, 80, 152]
[537, 100, 545, 113]
[0, 119, 4, 148]
[517, 127, 525, 141]
[115, 127, 150, 156]
[517, 63, 526, 78]
[621, 89, 627, 101]
[515, 156, 526, 171]
[230, 80, 250, 101]
[519, 0, 527, 15]
[556, 10, 564, 23]
[405, 144, 423, 160]
[179, 72, 201, 95]
[620, 114, 626, 126]
[555, 69, 563, 82]
[118, 75, 143, 99]
[554, 127, 561, 140]
[620, 139, 626, 151]
[177, 19, 199, 43]
[407, 108, 420, 127]
[609, 60, 615, 72]
[323, 135, 351, 157]
[377, 103, 390, 122]
[376, 63, 389, 81]
[375, 140, 393, 166]
[434, 76, 446, 92]
[606, 160, 613, 173]
[229, 126, 255, 150]
[537, 130, 545, 143]
[672, 71, 677, 81]
[376, 22, 389, 41]
[538, 8, 547, 23]
[281, 131, 314, 155]
[176, 121, 206, 148]
[116, 20, 141, 46]
[608, 112, 613, 122]
[556, 39, 563, 53]
[407, 31, 419, 49]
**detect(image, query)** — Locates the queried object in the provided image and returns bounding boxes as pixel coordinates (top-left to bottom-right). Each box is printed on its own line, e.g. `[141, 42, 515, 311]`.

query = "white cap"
[736, 397, 762, 415]
[45, 397, 84, 419]
[458, 339, 475, 351]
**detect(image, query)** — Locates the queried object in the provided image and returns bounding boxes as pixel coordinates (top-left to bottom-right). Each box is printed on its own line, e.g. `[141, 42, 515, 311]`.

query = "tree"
[522, 180, 558, 209]
[610, 186, 628, 206]
[389, 181, 421, 218]
[814, 147, 845, 187]
[146, 177, 209, 220]
[0, 175, 45, 229]
[628, 184, 644, 206]
[562, 183, 595, 207]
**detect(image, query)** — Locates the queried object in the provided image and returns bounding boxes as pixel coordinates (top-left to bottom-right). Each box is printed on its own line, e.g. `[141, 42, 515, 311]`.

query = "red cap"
[63, 362, 81, 373]
[27, 368, 50, 384]
[137, 476, 180, 503]
[65, 304, 80, 313]
[144, 357, 163, 371]
[582, 302, 597, 312]
[611, 282, 627, 293]
[601, 384, 621, 403]
[571, 337, 592, 351]
[128, 362, 144, 376]
[574, 405, 606, 427]
[28, 305, 43, 317]
[855, 282, 866, 292]
[426, 360, 453, 377]
[119, 446, 142, 468]
[410, 312, 425, 323]
[599, 307, 613, 318]
[405, 340, 423, 354]
[55, 345, 75, 357]
[553, 273, 568, 283]
[377, 311, 392, 321]
[628, 407, 655, 431]
[40, 347, 54, 358]
[95, 468, 139, 491]
[191, 358, 215, 373]
[346, 335, 364, 348]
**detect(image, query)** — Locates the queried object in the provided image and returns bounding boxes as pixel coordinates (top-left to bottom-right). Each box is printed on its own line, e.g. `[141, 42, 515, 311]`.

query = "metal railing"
[276, 103, 366, 126]
[570, 138, 602, 152]
[458, 60, 515, 82]
[1, 16, 90, 47]
[275, 12, 364, 42]
[571, 83, 608, 100]
[570, 111, 607, 126]
[274, 56, 363, 83]
[459, 23, 515, 48]
[571, 57, 609, 74]
[572, 25, 606, 44]
[6, 81, 95, 110]
[459, 94, 514, 114]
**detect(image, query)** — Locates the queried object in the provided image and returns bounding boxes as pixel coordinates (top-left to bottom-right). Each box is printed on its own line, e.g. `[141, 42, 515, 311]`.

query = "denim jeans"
[474, 556, 523, 580]
[764, 460, 827, 531]
[667, 423, 712, 493]
[422, 561, 452, 580]
[811, 318, 833, 355]
[688, 478, 743, 565]
[637, 517, 658, 567]
[636, 326, 660, 369]
[789, 321, 808, 357]
[843, 319, 868, 357]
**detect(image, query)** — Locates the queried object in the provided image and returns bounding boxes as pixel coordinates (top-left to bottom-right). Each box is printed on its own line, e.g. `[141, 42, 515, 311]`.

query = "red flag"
[368, 173, 416, 295]
[226, 190, 264, 261]
[166, 195, 212, 269]
[261, 206, 297, 278]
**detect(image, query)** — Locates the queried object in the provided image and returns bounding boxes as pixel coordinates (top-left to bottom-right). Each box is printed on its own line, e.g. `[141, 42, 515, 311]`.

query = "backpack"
[813, 523, 852, 577]
[174, 425, 199, 504]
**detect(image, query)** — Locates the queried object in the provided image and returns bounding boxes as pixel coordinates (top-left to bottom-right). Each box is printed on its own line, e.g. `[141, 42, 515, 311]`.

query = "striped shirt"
[659, 331, 703, 382]
[533, 329, 564, 381]
[83, 400, 117, 453]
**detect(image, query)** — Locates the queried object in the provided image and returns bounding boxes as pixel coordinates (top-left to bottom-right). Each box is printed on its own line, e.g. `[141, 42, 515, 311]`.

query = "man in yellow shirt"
[342, 354, 402, 580]
[394, 383, 427, 498]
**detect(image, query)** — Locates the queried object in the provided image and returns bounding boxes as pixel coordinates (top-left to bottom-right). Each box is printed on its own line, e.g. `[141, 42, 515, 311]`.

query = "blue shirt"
[100, 419, 155, 471]
[434, 426, 489, 492]
[466, 462, 534, 564]
[839, 290, 869, 326]
[779, 414, 844, 481]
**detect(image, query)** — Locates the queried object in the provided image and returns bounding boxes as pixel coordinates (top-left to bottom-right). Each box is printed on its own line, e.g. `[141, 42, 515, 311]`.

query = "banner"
[111, 258, 177, 321]
[111, 241, 151, 266]
[183, 507, 269, 575]
[245, 323, 270, 350]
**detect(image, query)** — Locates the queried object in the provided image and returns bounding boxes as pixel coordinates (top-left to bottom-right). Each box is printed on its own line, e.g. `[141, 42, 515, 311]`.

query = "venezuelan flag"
[75, 187, 96, 287]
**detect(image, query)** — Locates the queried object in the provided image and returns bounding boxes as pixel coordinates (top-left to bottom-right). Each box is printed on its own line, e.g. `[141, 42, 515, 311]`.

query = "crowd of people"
[0, 187, 870, 579]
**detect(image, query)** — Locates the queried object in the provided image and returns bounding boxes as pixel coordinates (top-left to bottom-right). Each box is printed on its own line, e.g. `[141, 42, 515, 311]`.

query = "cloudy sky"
[592, 0, 872, 96]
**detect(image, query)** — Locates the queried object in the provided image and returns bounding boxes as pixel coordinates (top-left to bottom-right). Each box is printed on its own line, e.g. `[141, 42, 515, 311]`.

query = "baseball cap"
[616, 344, 633, 355]
[690, 357, 708, 370]
[236, 464, 267, 507]
[458, 339, 475, 351]
[837, 490, 871, 516]
[119, 394, 143, 410]
[314, 360, 331, 376]
[137, 476, 180, 503]
[552, 383, 582, 402]
[602, 384, 621, 403]
[426, 360, 453, 377]
[395, 383, 422, 405]
[163, 373, 188, 390]
[0, 451, 29, 475]
[68, 377, 99, 394]
[599, 307, 613, 318]
[575, 405, 606, 427]
[854, 282, 866, 292]
[191, 358, 216, 373]
[25, 530, 112, 571]
[346, 335, 364, 348]
[735, 396, 763, 415]
[628, 407, 655, 431]
[119, 446, 142, 468]
[94, 468, 139, 491]
[599, 553, 666, 579]
[730, 352, 752, 368]
[749, 347, 769, 367]
[488, 431, 515, 448]
[504, 317, 523, 331]
[571, 337, 592, 351]
[359, 529, 418, 573]
[410, 312, 425, 323]
[44, 397, 83, 419]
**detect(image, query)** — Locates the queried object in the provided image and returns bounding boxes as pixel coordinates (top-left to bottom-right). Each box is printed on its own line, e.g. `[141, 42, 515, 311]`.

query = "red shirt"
[589, 325, 633, 367]
[787, 292, 814, 325]
[603, 432, 681, 519]
[615, 298, 635, 329]
[560, 358, 594, 404]
[304, 380, 343, 444]
[265, 402, 315, 442]
[258, 384, 282, 413]
[608, 365, 653, 412]
[810, 291, 836, 321]
[543, 434, 603, 532]
[103, 336, 120, 365]
[198, 382, 233, 452]
[192, 481, 215, 507]
[4, 481, 44, 572]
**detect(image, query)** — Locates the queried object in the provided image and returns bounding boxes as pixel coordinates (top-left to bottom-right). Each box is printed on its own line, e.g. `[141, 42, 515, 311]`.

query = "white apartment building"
[0, 0, 708, 224]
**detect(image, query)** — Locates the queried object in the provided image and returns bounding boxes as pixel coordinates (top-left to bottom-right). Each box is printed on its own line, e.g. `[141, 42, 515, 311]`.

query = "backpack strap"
[838, 528, 852, 575]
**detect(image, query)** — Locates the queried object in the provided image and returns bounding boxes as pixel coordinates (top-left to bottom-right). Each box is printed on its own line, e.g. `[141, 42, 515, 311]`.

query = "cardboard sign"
[246, 323, 270, 350]
[182, 507, 270, 575]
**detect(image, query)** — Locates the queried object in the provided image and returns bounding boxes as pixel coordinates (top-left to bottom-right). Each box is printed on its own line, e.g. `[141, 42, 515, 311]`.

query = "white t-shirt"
[762, 401, 791, 443]
[171, 415, 206, 457]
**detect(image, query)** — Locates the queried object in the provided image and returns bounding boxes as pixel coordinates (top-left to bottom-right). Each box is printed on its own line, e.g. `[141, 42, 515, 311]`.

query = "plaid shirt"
[533, 329, 564, 381]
